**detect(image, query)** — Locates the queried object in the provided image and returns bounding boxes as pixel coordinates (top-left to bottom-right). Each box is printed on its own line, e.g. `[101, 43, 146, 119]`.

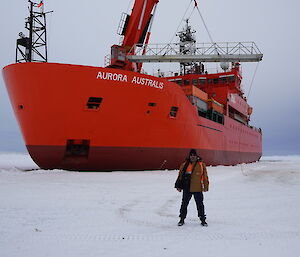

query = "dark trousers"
[179, 175, 205, 220]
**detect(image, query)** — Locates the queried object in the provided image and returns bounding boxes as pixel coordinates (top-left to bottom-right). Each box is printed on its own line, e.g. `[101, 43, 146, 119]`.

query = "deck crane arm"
[109, 0, 159, 71]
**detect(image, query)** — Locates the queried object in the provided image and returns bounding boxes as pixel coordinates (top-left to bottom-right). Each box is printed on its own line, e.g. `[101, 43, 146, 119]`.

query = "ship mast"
[16, 1, 52, 63]
[177, 19, 203, 75]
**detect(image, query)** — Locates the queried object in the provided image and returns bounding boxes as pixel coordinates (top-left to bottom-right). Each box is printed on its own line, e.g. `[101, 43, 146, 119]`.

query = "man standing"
[175, 149, 209, 226]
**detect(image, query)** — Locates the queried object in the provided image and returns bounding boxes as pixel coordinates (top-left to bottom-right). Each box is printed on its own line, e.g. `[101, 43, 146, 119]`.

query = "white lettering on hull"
[96, 71, 164, 90]
[96, 71, 128, 82]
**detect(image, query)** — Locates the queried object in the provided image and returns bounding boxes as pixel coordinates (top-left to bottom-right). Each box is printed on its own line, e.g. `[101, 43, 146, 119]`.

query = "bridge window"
[199, 79, 206, 85]
[228, 75, 235, 82]
[206, 109, 224, 125]
[198, 109, 206, 118]
[174, 79, 182, 85]
[220, 77, 227, 83]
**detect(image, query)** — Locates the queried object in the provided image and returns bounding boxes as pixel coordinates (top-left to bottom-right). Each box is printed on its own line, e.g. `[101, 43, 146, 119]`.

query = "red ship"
[2, 0, 263, 171]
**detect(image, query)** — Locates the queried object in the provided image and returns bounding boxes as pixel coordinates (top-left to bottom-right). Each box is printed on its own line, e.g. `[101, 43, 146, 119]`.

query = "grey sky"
[1, 0, 299, 155]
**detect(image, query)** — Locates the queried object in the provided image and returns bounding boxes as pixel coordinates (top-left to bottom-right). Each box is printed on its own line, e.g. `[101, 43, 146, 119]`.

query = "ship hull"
[3, 62, 262, 171]
[27, 145, 261, 171]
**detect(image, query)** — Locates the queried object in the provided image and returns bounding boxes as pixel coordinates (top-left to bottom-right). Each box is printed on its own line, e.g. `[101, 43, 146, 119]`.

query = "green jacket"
[175, 160, 209, 192]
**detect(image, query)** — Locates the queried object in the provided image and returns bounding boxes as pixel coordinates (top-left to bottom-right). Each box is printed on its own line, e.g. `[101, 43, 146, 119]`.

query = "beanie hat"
[189, 149, 197, 156]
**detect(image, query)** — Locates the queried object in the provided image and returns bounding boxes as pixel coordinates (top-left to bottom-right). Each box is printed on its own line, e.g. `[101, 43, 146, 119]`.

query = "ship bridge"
[127, 42, 263, 63]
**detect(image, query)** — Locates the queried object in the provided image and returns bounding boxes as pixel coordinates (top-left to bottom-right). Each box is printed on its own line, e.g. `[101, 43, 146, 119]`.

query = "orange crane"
[108, 0, 159, 72]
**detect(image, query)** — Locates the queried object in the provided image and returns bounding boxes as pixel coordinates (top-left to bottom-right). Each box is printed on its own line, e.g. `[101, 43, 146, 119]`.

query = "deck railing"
[127, 42, 263, 63]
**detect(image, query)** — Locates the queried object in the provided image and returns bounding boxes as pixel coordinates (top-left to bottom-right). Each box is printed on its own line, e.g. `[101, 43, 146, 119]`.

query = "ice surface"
[0, 152, 38, 170]
[0, 153, 300, 257]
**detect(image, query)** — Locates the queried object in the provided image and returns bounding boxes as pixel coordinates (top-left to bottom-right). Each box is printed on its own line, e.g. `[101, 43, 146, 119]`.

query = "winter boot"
[200, 216, 208, 227]
[178, 218, 185, 226]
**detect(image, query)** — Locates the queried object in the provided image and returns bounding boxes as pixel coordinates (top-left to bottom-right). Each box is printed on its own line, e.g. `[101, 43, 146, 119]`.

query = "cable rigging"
[167, 0, 194, 45]
[247, 62, 260, 99]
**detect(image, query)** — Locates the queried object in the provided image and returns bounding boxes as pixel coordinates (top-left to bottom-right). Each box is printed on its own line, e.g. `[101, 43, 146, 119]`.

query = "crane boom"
[122, 0, 159, 51]
[108, 0, 159, 71]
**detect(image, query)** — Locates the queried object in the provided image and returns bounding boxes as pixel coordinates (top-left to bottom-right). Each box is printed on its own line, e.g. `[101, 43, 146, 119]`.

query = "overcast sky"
[1, 0, 299, 155]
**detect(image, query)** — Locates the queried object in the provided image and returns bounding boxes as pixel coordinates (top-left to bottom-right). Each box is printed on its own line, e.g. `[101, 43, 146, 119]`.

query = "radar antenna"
[177, 19, 204, 75]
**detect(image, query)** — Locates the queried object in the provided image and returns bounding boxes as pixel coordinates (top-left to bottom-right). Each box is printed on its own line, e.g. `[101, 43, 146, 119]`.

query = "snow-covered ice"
[0, 153, 300, 257]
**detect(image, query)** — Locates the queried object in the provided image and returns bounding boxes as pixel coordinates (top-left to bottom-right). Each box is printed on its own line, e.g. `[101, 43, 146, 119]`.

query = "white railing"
[131, 42, 262, 56]
[127, 42, 263, 63]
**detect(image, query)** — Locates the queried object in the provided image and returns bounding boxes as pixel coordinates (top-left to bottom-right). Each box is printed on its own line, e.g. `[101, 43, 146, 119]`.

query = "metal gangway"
[127, 42, 263, 63]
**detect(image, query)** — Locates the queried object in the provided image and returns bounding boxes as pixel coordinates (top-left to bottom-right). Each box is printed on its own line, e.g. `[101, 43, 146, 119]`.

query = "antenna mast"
[16, 1, 51, 63]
